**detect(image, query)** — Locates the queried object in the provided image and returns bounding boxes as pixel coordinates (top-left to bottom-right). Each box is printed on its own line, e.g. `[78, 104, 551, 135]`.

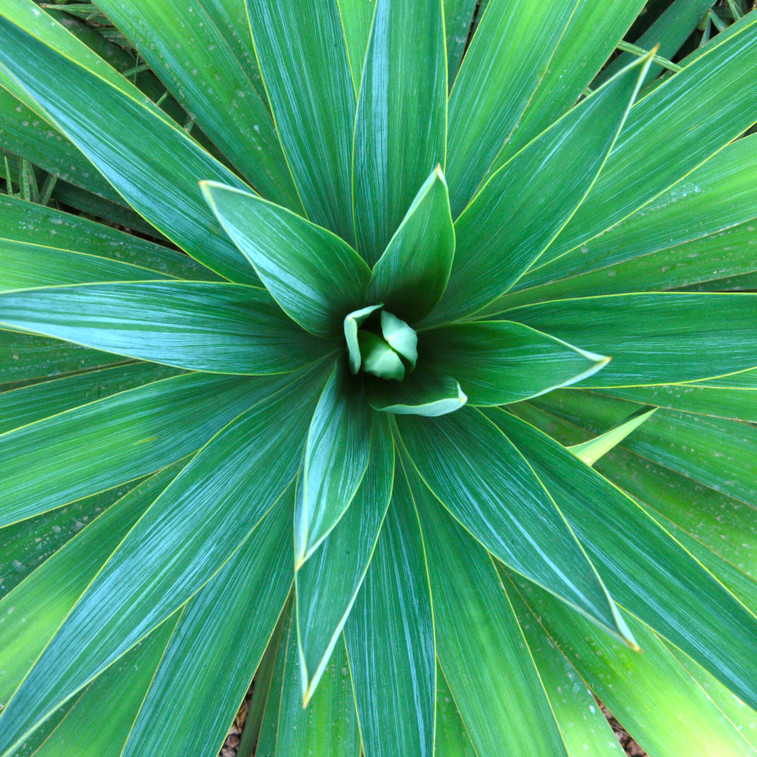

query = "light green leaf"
[344, 465, 435, 757]
[337, 0, 376, 90]
[296, 418, 394, 702]
[247, 0, 356, 243]
[359, 331, 405, 380]
[432, 54, 651, 324]
[0, 282, 327, 374]
[398, 408, 631, 641]
[353, 0, 447, 264]
[296, 364, 373, 564]
[202, 182, 370, 338]
[343, 304, 382, 374]
[365, 369, 467, 417]
[504, 293, 757, 386]
[569, 407, 657, 466]
[411, 465, 568, 757]
[435, 664, 477, 757]
[368, 167, 455, 322]
[380, 312, 417, 367]
[422, 321, 609, 405]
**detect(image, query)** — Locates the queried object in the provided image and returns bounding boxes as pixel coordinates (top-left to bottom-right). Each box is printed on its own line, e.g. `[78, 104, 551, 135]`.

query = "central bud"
[343, 305, 418, 381]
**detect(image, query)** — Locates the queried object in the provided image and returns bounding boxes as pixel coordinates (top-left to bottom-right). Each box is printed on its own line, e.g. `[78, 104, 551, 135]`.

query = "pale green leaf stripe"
[446, 0, 580, 215]
[0, 463, 185, 707]
[0, 362, 182, 435]
[296, 418, 393, 701]
[0, 13, 258, 284]
[337, 0, 376, 92]
[344, 465, 435, 757]
[0, 195, 213, 281]
[496, 411, 757, 712]
[541, 14, 757, 268]
[95, 0, 301, 212]
[247, 0, 356, 243]
[0, 371, 290, 527]
[422, 321, 608, 406]
[368, 166, 455, 322]
[203, 182, 370, 338]
[122, 502, 293, 757]
[398, 408, 631, 640]
[410, 466, 568, 757]
[353, 0, 447, 264]
[432, 54, 650, 324]
[0, 367, 327, 756]
[506, 574, 756, 757]
[503, 293, 757, 386]
[0, 282, 326, 375]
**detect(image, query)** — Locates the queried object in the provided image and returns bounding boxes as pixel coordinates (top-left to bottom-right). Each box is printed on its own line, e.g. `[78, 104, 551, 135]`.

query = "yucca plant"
[0, 0, 756, 755]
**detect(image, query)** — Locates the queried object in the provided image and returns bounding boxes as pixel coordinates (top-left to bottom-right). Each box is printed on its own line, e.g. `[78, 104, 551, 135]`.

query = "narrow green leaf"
[203, 182, 370, 338]
[422, 321, 609, 406]
[368, 167, 455, 322]
[435, 664, 477, 757]
[398, 408, 631, 641]
[343, 304, 382, 374]
[504, 293, 757, 386]
[443, 0, 477, 87]
[246, 0, 356, 243]
[296, 418, 394, 702]
[432, 54, 651, 324]
[0, 282, 326, 374]
[344, 465, 435, 757]
[569, 407, 657, 466]
[365, 369, 467, 417]
[296, 364, 373, 564]
[337, 0, 376, 90]
[411, 465, 568, 757]
[353, 0, 447, 263]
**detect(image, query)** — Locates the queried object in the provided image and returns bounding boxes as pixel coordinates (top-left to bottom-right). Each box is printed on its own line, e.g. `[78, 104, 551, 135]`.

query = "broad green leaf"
[0, 282, 327, 374]
[0, 371, 288, 527]
[446, 0, 580, 214]
[246, 0, 356, 243]
[337, 0, 376, 89]
[94, 0, 301, 211]
[368, 167, 455, 322]
[0, 366, 327, 755]
[365, 370, 467, 417]
[443, 0, 477, 86]
[569, 407, 657, 466]
[496, 410, 757, 711]
[203, 182, 370, 338]
[422, 321, 609, 406]
[122, 502, 293, 757]
[0, 463, 185, 707]
[353, 0, 447, 264]
[435, 665, 477, 757]
[296, 364, 372, 564]
[344, 466, 435, 757]
[411, 467, 568, 757]
[296, 418, 394, 701]
[31, 617, 180, 757]
[506, 573, 757, 757]
[432, 54, 650, 324]
[504, 293, 757, 386]
[398, 408, 631, 640]
[0, 10, 257, 283]
[542, 13, 757, 268]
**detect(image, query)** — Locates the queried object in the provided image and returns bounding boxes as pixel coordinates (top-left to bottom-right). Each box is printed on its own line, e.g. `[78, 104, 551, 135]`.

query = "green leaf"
[246, 0, 356, 243]
[496, 410, 757, 711]
[296, 364, 373, 564]
[432, 54, 651, 324]
[353, 0, 447, 264]
[542, 13, 757, 268]
[443, 0, 477, 87]
[367, 167, 455, 322]
[296, 418, 394, 702]
[0, 282, 327, 374]
[337, 0, 376, 89]
[93, 0, 301, 212]
[344, 465, 435, 757]
[0, 366, 327, 755]
[398, 408, 631, 641]
[0, 10, 257, 283]
[569, 407, 657, 466]
[422, 321, 609, 406]
[343, 304, 382, 374]
[122, 502, 293, 756]
[446, 0, 580, 214]
[365, 369, 467, 417]
[380, 312, 418, 367]
[202, 183, 370, 338]
[504, 293, 757, 385]
[435, 664, 477, 757]
[358, 331, 405, 380]
[410, 466, 568, 757]
[0, 371, 289, 527]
